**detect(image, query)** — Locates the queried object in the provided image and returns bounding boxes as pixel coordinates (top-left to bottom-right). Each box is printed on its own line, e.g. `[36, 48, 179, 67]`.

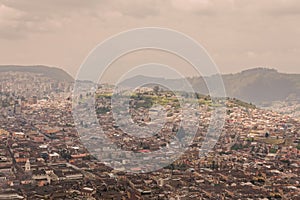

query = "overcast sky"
[0, 0, 300, 79]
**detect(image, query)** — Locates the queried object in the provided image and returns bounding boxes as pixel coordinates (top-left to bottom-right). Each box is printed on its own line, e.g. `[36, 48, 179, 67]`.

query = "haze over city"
[0, 1, 300, 199]
[0, 0, 300, 78]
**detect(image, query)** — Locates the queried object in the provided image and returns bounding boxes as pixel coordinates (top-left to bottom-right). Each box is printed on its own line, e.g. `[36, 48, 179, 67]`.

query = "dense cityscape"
[0, 71, 299, 199]
[1, 0, 300, 199]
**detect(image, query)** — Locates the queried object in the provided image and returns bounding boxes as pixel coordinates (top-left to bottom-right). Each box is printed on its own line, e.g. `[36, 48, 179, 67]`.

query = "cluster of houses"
[0, 77, 299, 199]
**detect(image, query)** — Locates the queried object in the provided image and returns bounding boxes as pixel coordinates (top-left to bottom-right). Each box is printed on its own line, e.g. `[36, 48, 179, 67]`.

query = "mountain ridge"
[121, 67, 300, 104]
[0, 65, 73, 82]
[0, 65, 299, 104]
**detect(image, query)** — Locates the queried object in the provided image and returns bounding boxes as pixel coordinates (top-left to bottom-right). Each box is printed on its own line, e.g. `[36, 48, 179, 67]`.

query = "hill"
[120, 68, 300, 104]
[221, 68, 300, 104]
[0, 65, 73, 82]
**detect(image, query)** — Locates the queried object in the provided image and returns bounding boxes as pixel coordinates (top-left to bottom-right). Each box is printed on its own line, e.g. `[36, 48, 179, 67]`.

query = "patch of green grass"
[269, 148, 277, 153]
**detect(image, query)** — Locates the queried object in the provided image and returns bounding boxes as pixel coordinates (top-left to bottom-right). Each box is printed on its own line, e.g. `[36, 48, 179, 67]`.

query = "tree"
[265, 132, 270, 138]
[153, 85, 159, 93]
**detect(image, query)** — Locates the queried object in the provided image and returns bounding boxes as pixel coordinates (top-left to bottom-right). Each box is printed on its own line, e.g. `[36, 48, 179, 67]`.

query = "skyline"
[0, 0, 300, 78]
[0, 1, 299, 198]
[0, 64, 298, 79]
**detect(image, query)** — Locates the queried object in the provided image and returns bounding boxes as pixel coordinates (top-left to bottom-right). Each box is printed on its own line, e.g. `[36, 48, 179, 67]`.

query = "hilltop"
[0, 65, 73, 82]
[121, 68, 300, 104]
[1, 65, 299, 105]
[222, 68, 300, 103]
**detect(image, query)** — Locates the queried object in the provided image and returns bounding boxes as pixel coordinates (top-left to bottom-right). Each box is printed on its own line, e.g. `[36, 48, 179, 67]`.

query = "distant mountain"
[119, 75, 188, 90]
[1, 66, 298, 104]
[221, 68, 300, 104]
[120, 68, 300, 104]
[0, 65, 73, 82]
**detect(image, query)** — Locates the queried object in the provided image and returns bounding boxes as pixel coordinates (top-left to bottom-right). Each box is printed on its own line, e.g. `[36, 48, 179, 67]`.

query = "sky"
[0, 0, 300, 80]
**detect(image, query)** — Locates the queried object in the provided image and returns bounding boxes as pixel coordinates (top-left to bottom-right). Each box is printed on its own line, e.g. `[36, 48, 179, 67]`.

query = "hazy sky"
[0, 0, 300, 79]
